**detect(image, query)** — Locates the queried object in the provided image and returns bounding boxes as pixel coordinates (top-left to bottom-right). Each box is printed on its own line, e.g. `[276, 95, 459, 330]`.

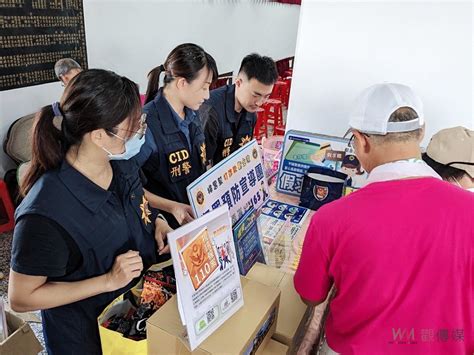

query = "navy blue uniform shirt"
[134, 90, 207, 227]
[13, 159, 158, 354]
[199, 84, 256, 166]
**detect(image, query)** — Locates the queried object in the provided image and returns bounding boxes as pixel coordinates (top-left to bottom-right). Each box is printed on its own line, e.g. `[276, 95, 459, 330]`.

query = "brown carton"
[246, 263, 307, 347]
[0, 311, 43, 355]
[147, 277, 280, 354]
[261, 339, 289, 354]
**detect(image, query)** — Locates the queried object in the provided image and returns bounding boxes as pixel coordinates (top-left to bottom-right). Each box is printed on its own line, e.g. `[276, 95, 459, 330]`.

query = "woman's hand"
[105, 250, 143, 291]
[9, 251, 143, 312]
[155, 218, 173, 255]
[170, 202, 195, 225]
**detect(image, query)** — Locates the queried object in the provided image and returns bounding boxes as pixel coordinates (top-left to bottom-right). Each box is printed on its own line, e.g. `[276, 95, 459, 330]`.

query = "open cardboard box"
[0, 311, 43, 355]
[261, 339, 288, 354]
[246, 263, 307, 347]
[147, 277, 280, 354]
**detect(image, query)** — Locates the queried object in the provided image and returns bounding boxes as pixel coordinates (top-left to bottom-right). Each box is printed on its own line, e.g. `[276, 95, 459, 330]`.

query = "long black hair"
[422, 153, 467, 182]
[145, 43, 218, 104]
[21, 69, 141, 196]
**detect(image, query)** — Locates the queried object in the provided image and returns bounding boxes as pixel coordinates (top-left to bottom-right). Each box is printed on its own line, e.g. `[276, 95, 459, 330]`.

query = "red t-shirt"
[294, 178, 473, 354]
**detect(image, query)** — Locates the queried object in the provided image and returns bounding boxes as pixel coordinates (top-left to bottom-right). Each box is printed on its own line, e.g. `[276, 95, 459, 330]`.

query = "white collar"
[366, 158, 442, 185]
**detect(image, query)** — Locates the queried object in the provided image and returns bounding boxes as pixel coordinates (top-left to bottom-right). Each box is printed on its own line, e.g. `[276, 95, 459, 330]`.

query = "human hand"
[170, 202, 195, 225]
[155, 218, 173, 255]
[105, 250, 143, 291]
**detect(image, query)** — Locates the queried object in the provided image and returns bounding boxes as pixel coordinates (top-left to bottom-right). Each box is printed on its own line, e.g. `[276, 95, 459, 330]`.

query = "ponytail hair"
[20, 69, 142, 196]
[20, 106, 65, 196]
[145, 65, 166, 105]
[144, 43, 218, 105]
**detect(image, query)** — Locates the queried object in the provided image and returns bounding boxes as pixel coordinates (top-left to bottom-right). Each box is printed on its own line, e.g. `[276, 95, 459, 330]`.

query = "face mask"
[102, 132, 145, 160]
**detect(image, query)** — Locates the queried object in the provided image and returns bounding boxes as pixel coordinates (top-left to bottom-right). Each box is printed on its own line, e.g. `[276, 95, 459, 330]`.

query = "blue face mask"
[102, 132, 145, 160]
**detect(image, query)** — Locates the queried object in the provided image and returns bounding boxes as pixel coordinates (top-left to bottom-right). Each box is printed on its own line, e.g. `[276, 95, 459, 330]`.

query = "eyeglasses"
[348, 132, 371, 148]
[109, 113, 147, 140]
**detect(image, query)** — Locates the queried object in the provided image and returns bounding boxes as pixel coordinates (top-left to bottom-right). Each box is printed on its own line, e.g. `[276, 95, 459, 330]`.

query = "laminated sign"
[277, 130, 368, 196]
[167, 206, 244, 350]
[187, 140, 269, 224]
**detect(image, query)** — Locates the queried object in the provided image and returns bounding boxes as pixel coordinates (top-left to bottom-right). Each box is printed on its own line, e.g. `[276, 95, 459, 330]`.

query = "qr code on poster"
[231, 289, 238, 303]
[206, 308, 215, 324]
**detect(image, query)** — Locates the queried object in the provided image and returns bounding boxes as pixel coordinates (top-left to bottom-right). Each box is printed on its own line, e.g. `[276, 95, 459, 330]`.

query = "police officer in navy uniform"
[135, 43, 218, 229]
[200, 54, 278, 167]
[9, 70, 172, 354]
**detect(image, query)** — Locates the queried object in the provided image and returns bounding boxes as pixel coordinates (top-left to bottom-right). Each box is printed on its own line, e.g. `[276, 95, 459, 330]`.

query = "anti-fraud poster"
[167, 206, 244, 351]
[277, 130, 367, 196]
[187, 140, 269, 224]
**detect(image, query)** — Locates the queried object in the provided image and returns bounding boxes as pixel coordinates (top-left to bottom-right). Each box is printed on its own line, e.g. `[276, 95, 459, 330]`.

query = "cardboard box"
[261, 339, 288, 354]
[147, 277, 280, 354]
[0, 311, 43, 355]
[246, 263, 307, 347]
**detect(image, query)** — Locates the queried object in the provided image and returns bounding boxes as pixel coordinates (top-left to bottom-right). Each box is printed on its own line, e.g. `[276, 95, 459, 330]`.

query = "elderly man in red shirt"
[294, 83, 473, 355]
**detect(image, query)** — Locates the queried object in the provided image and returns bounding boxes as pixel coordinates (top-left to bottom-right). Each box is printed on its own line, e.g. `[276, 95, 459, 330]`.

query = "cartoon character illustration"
[225, 241, 234, 263]
[341, 154, 365, 187]
[216, 241, 233, 270]
[218, 252, 224, 270]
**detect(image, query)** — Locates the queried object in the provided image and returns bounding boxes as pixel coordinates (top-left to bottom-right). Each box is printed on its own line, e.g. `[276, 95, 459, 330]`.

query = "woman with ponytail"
[135, 43, 218, 228]
[9, 69, 172, 354]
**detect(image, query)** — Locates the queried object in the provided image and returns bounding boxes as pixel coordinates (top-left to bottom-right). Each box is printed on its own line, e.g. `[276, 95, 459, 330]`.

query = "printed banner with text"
[187, 140, 269, 224]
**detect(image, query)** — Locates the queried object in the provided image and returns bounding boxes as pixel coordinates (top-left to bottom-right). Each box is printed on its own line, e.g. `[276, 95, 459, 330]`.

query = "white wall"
[84, 0, 300, 91]
[0, 0, 300, 176]
[287, 0, 473, 146]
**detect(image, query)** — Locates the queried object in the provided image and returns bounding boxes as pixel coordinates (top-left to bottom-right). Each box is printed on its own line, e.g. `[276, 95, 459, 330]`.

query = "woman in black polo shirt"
[9, 69, 171, 354]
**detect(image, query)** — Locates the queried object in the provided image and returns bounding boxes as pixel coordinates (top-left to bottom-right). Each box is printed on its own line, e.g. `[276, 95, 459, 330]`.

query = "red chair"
[275, 56, 294, 78]
[265, 99, 285, 136]
[253, 108, 267, 142]
[282, 77, 292, 106]
[0, 179, 15, 233]
[254, 99, 286, 140]
[270, 80, 290, 108]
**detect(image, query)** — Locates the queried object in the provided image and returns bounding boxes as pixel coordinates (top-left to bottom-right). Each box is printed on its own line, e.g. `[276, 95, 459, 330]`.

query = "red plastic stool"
[0, 179, 15, 233]
[282, 77, 292, 107]
[270, 81, 290, 108]
[262, 99, 285, 137]
[253, 107, 267, 142]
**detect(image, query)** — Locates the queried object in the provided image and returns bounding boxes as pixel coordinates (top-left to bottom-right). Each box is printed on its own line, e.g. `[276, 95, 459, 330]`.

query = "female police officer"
[136, 43, 218, 228]
[8, 69, 171, 354]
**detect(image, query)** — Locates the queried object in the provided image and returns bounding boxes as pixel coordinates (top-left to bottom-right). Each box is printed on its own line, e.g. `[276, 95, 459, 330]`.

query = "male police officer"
[200, 54, 278, 167]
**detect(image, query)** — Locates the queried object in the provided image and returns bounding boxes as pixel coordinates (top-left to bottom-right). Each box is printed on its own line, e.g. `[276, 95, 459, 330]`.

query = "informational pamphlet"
[259, 199, 309, 246]
[167, 206, 244, 350]
[232, 207, 265, 276]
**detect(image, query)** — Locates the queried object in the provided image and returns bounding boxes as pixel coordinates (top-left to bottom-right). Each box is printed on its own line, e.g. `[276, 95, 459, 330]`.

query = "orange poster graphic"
[181, 228, 219, 290]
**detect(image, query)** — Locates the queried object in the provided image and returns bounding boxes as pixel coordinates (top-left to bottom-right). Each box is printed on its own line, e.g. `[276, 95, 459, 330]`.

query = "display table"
[266, 184, 329, 354]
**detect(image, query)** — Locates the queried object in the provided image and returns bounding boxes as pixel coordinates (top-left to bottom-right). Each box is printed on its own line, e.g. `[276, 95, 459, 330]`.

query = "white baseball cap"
[348, 83, 424, 135]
